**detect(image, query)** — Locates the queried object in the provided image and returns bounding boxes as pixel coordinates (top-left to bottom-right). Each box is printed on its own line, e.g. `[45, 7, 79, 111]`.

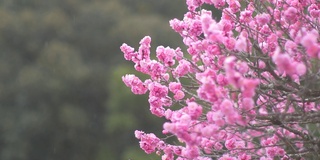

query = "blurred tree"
[71, 0, 129, 64]
[118, 0, 187, 19]
[0, 0, 187, 159]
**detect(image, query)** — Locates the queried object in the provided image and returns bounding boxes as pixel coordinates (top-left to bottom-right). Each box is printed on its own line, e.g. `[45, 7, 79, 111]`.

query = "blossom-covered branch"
[121, 0, 320, 159]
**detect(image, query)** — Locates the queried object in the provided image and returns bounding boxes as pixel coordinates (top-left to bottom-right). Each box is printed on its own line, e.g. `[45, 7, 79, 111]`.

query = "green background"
[0, 0, 221, 159]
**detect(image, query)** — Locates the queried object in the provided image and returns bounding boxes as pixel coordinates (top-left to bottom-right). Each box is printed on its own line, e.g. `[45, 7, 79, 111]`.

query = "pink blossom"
[240, 10, 253, 23]
[224, 37, 236, 50]
[308, 4, 320, 18]
[284, 40, 297, 52]
[266, 33, 278, 52]
[224, 56, 244, 88]
[201, 13, 215, 35]
[172, 146, 183, 156]
[227, 0, 241, 13]
[241, 79, 259, 98]
[156, 46, 176, 66]
[266, 147, 277, 158]
[186, 102, 203, 120]
[202, 139, 214, 154]
[284, 7, 298, 23]
[258, 60, 266, 69]
[296, 63, 306, 76]
[220, 99, 234, 116]
[256, 13, 270, 25]
[162, 154, 173, 160]
[220, 19, 233, 32]
[259, 24, 271, 35]
[307, 44, 320, 58]
[121, 0, 320, 159]
[149, 96, 163, 108]
[300, 30, 318, 48]
[136, 131, 161, 154]
[237, 62, 249, 74]
[272, 50, 308, 77]
[197, 80, 219, 103]
[235, 36, 247, 52]
[241, 97, 254, 111]
[173, 60, 191, 77]
[120, 43, 138, 62]
[190, 20, 203, 37]
[272, 52, 296, 76]
[225, 138, 236, 150]
[201, 124, 219, 137]
[146, 60, 167, 81]
[135, 130, 144, 139]
[169, 18, 184, 33]
[300, 30, 320, 57]
[174, 90, 185, 100]
[212, 0, 226, 9]
[138, 36, 151, 61]
[181, 145, 200, 159]
[148, 82, 168, 98]
[225, 112, 240, 124]
[163, 122, 176, 133]
[186, 0, 203, 11]
[238, 153, 251, 160]
[214, 142, 223, 150]
[150, 105, 165, 117]
[207, 111, 225, 126]
[218, 154, 237, 160]
[217, 74, 228, 86]
[122, 74, 148, 94]
[169, 82, 182, 93]
[206, 21, 224, 43]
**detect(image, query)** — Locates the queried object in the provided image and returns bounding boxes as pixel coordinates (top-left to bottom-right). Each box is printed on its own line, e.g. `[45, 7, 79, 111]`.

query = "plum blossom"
[173, 60, 191, 77]
[121, 0, 320, 159]
[135, 130, 161, 154]
[156, 46, 176, 66]
[122, 74, 147, 94]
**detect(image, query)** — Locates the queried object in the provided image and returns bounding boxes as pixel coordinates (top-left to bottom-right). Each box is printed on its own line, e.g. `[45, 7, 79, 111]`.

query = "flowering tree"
[120, 0, 320, 159]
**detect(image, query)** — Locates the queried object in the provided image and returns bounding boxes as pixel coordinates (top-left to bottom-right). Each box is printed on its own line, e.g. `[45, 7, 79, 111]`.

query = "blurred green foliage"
[0, 0, 187, 159]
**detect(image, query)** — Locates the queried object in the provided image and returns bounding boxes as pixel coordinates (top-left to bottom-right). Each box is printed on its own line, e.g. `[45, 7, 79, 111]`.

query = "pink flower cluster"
[121, 0, 320, 159]
[122, 74, 147, 94]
